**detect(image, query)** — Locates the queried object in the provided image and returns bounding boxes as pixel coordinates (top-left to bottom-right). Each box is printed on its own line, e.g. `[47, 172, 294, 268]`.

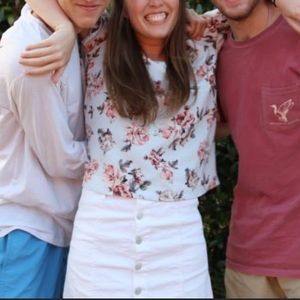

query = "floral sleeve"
[202, 9, 230, 52]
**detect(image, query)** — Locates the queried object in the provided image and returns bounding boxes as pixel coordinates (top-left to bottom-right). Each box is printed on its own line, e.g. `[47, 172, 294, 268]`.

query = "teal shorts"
[0, 230, 68, 298]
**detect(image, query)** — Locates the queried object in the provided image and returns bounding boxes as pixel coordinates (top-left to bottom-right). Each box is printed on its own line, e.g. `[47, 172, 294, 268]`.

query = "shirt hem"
[227, 260, 300, 278]
[0, 226, 68, 248]
[83, 181, 219, 202]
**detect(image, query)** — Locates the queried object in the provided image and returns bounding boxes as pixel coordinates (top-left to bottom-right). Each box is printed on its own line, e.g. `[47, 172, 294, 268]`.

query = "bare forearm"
[273, 0, 300, 34]
[22, 0, 76, 80]
[25, 0, 71, 30]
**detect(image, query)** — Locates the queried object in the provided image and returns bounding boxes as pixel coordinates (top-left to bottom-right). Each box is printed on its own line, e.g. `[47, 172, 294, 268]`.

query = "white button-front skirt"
[63, 189, 213, 298]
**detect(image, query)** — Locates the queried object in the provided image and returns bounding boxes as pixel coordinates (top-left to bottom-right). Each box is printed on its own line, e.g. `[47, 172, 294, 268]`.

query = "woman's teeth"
[145, 12, 167, 23]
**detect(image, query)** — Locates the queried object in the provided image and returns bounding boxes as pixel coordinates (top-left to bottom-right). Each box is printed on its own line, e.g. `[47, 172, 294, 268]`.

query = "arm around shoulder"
[275, 0, 300, 34]
[21, 0, 76, 80]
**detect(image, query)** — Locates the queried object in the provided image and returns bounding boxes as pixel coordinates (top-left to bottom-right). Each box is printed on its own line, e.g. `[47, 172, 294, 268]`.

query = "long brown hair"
[104, 0, 196, 124]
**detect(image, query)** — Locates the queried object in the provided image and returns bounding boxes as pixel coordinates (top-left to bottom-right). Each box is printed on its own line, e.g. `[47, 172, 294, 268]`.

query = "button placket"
[135, 262, 142, 271]
[136, 211, 143, 221]
[133, 201, 146, 298]
[135, 235, 143, 245]
[134, 287, 142, 296]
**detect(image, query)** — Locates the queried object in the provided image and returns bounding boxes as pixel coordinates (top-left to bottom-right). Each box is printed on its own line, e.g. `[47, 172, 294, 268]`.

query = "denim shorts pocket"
[261, 85, 300, 132]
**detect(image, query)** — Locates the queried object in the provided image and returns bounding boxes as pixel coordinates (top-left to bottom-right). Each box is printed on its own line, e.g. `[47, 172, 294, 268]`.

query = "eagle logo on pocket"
[270, 99, 295, 123]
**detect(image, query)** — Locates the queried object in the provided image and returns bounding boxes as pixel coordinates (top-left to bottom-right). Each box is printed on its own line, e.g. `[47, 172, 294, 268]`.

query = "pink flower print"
[104, 162, 150, 197]
[145, 149, 177, 182]
[198, 141, 209, 163]
[97, 97, 118, 121]
[112, 184, 133, 198]
[207, 108, 217, 127]
[83, 30, 106, 55]
[87, 71, 104, 98]
[159, 125, 179, 140]
[196, 65, 208, 78]
[175, 109, 195, 129]
[84, 42, 95, 54]
[146, 149, 163, 170]
[104, 164, 114, 182]
[126, 123, 150, 146]
[185, 169, 200, 189]
[131, 169, 145, 185]
[104, 99, 118, 120]
[83, 160, 99, 182]
[104, 164, 122, 186]
[161, 166, 173, 181]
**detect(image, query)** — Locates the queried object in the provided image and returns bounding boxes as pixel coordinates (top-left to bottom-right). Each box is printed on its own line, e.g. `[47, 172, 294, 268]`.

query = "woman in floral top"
[21, 0, 300, 298]
[23, 0, 300, 298]
[23, 0, 226, 298]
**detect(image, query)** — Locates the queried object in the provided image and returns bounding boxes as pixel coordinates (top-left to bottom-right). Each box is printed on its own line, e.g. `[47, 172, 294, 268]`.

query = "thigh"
[0, 230, 68, 298]
[225, 268, 280, 298]
[278, 277, 300, 298]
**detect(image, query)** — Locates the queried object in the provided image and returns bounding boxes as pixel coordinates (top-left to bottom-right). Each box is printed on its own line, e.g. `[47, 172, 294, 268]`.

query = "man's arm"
[11, 74, 87, 179]
[21, 0, 108, 80]
[186, 1, 300, 45]
[23, 0, 76, 80]
[25, 0, 71, 30]
[276, 0, 300, 33]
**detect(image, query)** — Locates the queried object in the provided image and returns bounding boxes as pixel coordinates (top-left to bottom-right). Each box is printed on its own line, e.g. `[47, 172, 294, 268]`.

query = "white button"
[135, 287, 142, 295]
[136, 212, 143, 220]
[135, 263, 142, 271]
[136, 236, 143, 245]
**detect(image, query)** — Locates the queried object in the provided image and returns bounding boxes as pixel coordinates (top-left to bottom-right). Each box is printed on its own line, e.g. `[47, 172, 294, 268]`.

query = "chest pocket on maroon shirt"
[261, 85, 300, 132]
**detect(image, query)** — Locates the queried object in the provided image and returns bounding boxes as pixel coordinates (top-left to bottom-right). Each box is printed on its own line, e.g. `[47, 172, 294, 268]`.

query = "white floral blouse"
[81, 11, 226, 202]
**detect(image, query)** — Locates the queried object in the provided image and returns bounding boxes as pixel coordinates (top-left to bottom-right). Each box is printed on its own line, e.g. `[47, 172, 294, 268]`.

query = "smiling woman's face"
[124, 0, 180, 47]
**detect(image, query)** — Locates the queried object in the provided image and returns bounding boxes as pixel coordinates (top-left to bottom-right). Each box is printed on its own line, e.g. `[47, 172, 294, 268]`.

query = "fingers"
[51, 67, 65, 84]
[24, 39, 53, 51]
[186, 7, 209, 40]
[186, 22, 197, 37]
[187, 18, 208, 40]
[20, 52, 64, 68]
[20, 46, 58, 59]
[187, 25, 203, 40]
[17, 22, 75, 82]
[23, 62, 63, 76]
[285, 17, 300, 34]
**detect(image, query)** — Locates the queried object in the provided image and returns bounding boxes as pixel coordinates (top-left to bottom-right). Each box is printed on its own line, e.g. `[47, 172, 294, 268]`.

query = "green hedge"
[0, 0, 23, 34]
[0, 0, 238, 298]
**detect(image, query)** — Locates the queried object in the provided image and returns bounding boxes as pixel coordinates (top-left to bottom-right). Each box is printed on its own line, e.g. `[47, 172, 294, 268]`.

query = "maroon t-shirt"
[217, 16, 300, 277]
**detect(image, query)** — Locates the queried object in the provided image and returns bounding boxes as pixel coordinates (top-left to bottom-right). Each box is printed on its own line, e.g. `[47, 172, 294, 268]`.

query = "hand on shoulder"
[276, 0, 300, 34]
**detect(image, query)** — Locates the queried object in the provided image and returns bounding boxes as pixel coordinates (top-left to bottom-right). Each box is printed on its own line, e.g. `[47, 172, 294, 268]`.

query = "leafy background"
[0, 0, 238, 298]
